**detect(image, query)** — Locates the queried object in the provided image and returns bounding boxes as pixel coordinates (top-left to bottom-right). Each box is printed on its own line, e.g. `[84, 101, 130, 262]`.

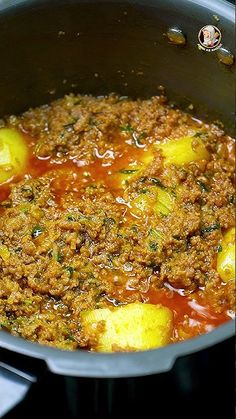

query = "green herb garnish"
[15, 247, 22, 253]
[201, 223, 220, 234]
[120, 124, 134, 133]
[67, 215, 76, 221]
[31, 225, 44, 239]
[24, 299, 33, 305]
[196, 180, 209, 193]
[66, 334, 76, 341]
[149, 241, 158, 251]
[56, 252, 63, 263]
[65, 266, 74, 277]
[149, 178, 165, 188]
[193, 131, 207, 138]
[119, 169, 138, 174]
[228, 195, 235, 204]
[216, 244, 222, 253]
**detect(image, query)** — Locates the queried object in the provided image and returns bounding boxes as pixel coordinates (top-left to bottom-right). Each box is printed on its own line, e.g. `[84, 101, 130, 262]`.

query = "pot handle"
[0, 361, 37, 417]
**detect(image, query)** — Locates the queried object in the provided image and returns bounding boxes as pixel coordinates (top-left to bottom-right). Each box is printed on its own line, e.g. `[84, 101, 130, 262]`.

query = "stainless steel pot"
[0, 0, 235, 417]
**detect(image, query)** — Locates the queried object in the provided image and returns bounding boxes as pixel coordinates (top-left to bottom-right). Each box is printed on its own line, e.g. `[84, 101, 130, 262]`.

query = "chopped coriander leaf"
[66, 334, 76, 341]
[196, 180, 209, 192]
[138, 177, 165, 188]
[138, 132, 147, 141]
[104, 218, 116, 234]
[216, 244, 222, 253]
[139, 188, 149, 194]
[15, 247, 22, 253]
[228, 195, 235, 204]
[119, 169, 138, 174]
[149, 178, 165, 188]
[52, 245, 64, 263]
[0, 322, 9, 330]
[56, 252, 64, 263]
[107, 254, 114, 264]
[65, 266, 74, 276]
[104, 217, 116, 223]
[31, 225, 44, 239]
[24, 299, 33, 305]
[120, 124, 134, 133]
[193, 132, 202, 137]
[148, 228, 163, 240]
[67, 215, 76, 221]
[193, 131, 207, 138]
[138, 176, 147, 183]
[149, 242, 158, 251]
[201, 223, 220, 234]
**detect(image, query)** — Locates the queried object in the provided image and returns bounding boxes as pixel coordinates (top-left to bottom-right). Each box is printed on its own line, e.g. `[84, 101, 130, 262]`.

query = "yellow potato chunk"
[141, 148, 155, 165]
[217, 228, 235, 282]
[131, 187, 174, 217]
[81, 303, 173, 352]
[157, 135, 210, 166]
[0, 128, 28, 183]
[0, 245, 10, 261]
[154, 187, 174, 216]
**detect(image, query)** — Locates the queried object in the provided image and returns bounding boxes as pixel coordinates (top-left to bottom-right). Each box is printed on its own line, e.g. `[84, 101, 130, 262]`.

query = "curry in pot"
[0, 94, 235, 351]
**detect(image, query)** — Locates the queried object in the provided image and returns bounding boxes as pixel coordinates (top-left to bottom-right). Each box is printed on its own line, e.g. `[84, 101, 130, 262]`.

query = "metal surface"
[0, 363, 36, 417]
[0, 0, 235, 380]
[0, 315, 234, 378]
[0, 0, 235, 131]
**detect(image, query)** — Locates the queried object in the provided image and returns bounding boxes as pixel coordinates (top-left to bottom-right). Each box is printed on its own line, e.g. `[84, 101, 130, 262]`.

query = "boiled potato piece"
[217, 228, 235, 282]
[0, 128, 28, 183]
[154, 187, 174, 216]
[141, 148, 155, 165]
[81, 303, 173, 352]
[131, 186, 174, 217]
[0, 245, 10, 261]
[157, 135, 210, 166]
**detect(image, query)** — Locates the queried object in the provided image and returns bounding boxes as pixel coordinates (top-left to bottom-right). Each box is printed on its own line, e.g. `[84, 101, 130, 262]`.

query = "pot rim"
[0, 321, 234, 377]
[0, 0, 235, 21]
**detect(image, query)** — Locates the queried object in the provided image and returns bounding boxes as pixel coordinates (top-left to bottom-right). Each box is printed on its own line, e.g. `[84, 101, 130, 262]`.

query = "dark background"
[3, 337, 235, 419]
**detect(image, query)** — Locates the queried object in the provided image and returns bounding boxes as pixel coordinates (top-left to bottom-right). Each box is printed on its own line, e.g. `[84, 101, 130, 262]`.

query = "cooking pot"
[0, 0, 235, 418]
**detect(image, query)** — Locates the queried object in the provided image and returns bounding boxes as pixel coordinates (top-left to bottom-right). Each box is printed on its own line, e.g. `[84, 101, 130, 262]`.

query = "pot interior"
[0, 0, 234, 132]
